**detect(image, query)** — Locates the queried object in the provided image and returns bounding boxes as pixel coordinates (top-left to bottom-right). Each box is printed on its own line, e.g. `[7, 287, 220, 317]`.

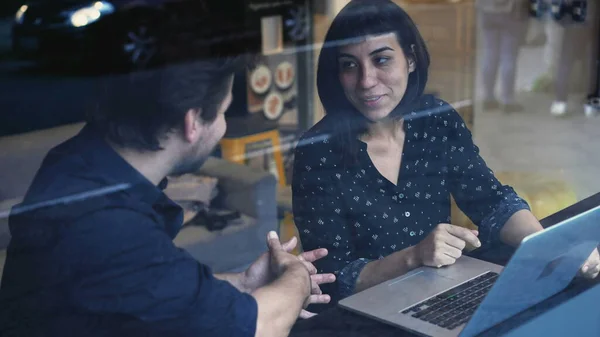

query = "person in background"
[292, 0, 600, 309]
[476, 0, 530, 112]
[529, 0, 599, 117]
[0, 27, 335, 337]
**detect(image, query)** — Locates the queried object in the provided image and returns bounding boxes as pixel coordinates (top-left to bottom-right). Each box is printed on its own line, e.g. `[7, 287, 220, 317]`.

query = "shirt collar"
[76, 124, 171, 206]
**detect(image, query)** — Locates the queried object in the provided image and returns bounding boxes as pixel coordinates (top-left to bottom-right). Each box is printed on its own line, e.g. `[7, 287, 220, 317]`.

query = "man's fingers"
[310, 282, 322, 295]
[282, 236, 298, 253]
[311, 273, 336, 286]
[298, 295, 332, 318]
[301, 261, 317, 275]
[299, 310, 317, 319]
[444, 224, 481, 248]
[299, 248, 329, 263]
[308, 294, 331, 305]
[266, 231, 283, 251]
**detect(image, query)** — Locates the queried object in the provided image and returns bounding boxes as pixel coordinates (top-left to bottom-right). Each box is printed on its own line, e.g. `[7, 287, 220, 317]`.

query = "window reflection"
[0, 1, 598, 336]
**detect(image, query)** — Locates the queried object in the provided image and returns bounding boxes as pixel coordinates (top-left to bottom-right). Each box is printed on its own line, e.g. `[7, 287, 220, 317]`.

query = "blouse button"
[399, 193, 404, 199]
[405, 211, 411, 217]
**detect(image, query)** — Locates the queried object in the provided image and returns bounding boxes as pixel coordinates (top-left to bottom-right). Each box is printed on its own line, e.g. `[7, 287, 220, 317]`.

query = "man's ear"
[183, 108, 202, 143]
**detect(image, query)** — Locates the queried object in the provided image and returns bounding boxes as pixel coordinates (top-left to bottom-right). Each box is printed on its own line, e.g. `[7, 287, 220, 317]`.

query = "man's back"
[0, 125, 258, 337]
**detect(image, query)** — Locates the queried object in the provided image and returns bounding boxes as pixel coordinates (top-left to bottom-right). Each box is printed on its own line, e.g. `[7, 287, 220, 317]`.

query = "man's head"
[90, 50, 244, 177]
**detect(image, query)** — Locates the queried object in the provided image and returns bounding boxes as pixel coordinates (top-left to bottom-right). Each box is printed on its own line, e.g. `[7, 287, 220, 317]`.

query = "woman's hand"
[579, 248, 600, 279]
[414, 223, 482, 268]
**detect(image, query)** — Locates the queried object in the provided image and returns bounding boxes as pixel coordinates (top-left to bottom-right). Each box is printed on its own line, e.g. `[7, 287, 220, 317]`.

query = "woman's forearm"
[354, 246, 421, 293]
[499, 209, 544, 247]
[354, 209, 544, 294]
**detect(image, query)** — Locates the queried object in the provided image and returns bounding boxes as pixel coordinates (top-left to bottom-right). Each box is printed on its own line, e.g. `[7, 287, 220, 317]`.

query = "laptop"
[339, 204, 600, 337]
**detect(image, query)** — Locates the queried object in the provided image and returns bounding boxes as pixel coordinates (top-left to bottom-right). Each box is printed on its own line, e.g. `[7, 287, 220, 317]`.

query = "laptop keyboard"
[401, 271, 499, 330]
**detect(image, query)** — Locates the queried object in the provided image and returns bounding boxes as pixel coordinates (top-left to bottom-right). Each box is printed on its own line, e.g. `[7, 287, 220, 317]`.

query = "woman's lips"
[362, 95, 383, 107]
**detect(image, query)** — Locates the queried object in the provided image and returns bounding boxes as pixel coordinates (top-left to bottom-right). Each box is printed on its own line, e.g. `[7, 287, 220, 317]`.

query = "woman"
[291, 0, 599, 307]
[476, 0, 529, 112]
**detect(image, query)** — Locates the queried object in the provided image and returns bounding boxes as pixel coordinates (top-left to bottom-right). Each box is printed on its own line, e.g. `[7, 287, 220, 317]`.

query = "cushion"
[164, 174, 219, 225]
[164, 174, 219, 204]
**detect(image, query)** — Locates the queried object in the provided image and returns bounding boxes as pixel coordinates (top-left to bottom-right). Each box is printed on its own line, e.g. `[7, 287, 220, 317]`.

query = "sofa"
[0, 122, 278, 278]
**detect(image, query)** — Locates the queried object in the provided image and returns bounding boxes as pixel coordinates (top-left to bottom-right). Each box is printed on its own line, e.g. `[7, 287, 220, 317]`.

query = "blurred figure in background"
[476, 0, 530, 113]
[528, 0, 598, 117]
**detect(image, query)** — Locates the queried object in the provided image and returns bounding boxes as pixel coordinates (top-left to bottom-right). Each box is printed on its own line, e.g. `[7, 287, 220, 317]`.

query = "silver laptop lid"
[460, 204, 600, 337]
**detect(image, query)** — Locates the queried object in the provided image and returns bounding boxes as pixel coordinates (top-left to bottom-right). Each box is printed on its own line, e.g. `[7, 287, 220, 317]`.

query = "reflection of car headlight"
[70, 1, 114, 28]
[15, 4, 28, 24]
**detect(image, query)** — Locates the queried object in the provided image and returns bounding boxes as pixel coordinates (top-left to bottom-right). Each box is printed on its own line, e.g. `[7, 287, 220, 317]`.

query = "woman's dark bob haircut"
[316, 0, 430, 164]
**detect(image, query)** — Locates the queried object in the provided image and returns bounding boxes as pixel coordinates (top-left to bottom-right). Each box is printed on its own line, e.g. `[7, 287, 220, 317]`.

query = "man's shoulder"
[22, 155, 110, 209]
[14, 146, 135, 226]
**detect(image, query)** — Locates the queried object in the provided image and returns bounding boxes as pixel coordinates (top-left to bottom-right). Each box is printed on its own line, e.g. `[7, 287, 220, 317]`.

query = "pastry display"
[249, 65, 272, 95]
[275, 61, 295, 90]
[263, 92, 284, 120]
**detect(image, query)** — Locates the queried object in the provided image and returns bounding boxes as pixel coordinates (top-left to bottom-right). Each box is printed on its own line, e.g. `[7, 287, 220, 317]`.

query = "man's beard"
[169, 145, 215, 177]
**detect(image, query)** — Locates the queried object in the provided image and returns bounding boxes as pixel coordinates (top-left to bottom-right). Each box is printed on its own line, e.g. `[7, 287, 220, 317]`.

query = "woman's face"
[338, 33, 415, 122]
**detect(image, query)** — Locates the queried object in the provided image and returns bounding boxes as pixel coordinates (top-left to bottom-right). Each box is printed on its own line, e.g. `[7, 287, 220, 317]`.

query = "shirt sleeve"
[442, 101, 530, 244]
[292, 133, 371, 302]
[65, 208, 257, 337]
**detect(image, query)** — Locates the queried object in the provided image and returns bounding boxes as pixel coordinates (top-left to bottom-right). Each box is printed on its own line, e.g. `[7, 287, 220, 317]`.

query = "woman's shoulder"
[293, 115, 345, 175]
[295, 115, 338, 153]
[407, 94, 464, 124]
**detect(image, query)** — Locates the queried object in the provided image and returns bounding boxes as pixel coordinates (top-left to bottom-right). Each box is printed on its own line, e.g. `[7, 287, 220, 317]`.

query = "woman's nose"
[359, 64, 378, 89]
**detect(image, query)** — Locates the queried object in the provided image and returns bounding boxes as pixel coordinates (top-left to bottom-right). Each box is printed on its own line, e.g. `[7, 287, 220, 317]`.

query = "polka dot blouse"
[292, 95, 530, 303]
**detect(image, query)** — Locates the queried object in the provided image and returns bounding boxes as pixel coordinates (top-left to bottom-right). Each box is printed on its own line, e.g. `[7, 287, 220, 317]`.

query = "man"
[0, 39, 335, 336]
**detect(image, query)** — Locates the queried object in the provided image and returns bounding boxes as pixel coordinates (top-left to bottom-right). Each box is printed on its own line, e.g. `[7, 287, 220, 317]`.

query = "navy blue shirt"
[292, 96, 530, 304]
[0, 125, 257, 337]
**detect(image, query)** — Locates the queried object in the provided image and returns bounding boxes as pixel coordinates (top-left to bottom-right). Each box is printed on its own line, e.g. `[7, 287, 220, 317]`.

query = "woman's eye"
[340, 60, 357, 69]
[374, 57, 390, 65]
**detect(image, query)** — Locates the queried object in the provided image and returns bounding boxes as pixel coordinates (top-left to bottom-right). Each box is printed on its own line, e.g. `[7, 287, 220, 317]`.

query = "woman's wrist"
[396, 245, 422, 270]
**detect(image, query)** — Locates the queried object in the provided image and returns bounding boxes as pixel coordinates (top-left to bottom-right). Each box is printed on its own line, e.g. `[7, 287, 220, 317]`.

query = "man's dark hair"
[90, 32, 246, 151]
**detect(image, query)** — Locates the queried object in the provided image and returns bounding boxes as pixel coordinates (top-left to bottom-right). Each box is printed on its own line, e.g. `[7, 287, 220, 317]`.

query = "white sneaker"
[550, 101, 567, 117]
[584, 106, 599, 118]
[584, 99, 600, 118]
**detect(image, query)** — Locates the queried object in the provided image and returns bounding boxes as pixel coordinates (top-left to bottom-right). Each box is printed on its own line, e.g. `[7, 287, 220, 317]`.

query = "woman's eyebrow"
[368, 46, 394, 55]
[338, 46, 394, 59]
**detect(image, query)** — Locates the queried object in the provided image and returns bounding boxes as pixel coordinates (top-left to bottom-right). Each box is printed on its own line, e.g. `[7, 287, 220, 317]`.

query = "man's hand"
[243, 236, 299, 293]
[266, 232, 310, 279]
[283, 236, 336, 319]
[414, 223, 481, 268]
[579, 248, 600, 279]
[243, 233, 335, 318]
